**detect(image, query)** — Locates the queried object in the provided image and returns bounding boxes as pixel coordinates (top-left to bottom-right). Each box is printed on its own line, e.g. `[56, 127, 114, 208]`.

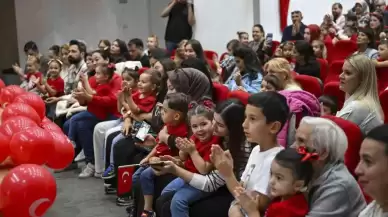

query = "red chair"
[170, 49, 176, 57]
[212, 82, 229, 103]
[204, 50, 218, 61]
[317, 58, 329, 82]
[271, 40, 280, 55]
[324, 37, 334, 63]
[219, 52, 229, 62]
[323, 81, 345, 109]
[379, 89, 388, 123]
[325, 60, 344, 84]
[322, 115, 362, 177]
[294, 75, 322, 98]
[376, 66, 388, 94]
[227, 90, 249, 105]
[332, 40, 357, 62]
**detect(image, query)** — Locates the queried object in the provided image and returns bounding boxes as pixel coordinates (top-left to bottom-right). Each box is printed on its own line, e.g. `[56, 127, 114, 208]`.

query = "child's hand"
[140, 157, 150, 165]
[79, 74, 88, 85]
[176, 138, 196, 154]
[149, 156, 160, 163]
[234, 187, 260, 216]
[122, 118, 132, 136]
[143, 134, 157, 147]
[234, 72, 242, 86]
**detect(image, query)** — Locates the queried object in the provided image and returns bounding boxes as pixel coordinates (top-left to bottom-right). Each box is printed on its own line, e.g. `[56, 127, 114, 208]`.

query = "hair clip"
[48, 58, 63, 66]
[107, 63, 116, 70]
[297, 146, 319, 162]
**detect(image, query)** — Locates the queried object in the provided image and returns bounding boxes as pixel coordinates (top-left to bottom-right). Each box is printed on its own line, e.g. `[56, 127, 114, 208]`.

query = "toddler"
[20, 55, 43, 93]
[311, 40, 327, 59]
[261, 74, 282, 92]
[319, 95, 338, 116]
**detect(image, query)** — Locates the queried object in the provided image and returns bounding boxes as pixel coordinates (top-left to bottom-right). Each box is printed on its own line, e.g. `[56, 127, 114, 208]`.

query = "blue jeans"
[63, 111, 95, 142]
[162, 178, 211, 217]
[139, 166, 156, 195]
[165, 41, 178, 54]
[68, 111, 117, 164]
[109, 133, 126, 164]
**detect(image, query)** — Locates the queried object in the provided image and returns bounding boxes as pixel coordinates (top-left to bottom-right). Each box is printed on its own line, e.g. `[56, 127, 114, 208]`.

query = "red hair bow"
[297, 146, 319, 162]
[202, 99, 214, 110]
[108, 63, 116, 69]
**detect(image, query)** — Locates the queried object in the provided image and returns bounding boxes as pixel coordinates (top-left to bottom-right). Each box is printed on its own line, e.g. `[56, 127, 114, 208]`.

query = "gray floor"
[44, 168, 126, 217]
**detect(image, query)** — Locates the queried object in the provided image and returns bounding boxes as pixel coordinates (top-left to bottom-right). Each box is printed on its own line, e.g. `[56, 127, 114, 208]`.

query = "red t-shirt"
[47, 77, 64, 97]
[26, 71, 43, 82]
[88, 83, 119, 120]
[264, 193, 308, 217]
[89, 73, 122, 93]
[376, 58, 388, 93]
[155, 123, 188, 157]
[184, 135, 220, 173]
[132, 91, 156, 113]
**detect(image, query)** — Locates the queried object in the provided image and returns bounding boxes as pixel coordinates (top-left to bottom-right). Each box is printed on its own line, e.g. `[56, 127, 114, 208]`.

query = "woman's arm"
[187, 3, 195, 26]
[241, 74, 262, 94]
[161, 0, 176, 17]
[44, 82, 57, 96]
[374, 60, 388, 68]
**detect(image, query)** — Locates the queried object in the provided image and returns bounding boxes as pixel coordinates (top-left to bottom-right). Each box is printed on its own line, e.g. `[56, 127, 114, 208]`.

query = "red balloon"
[46, 131, 75, 170]
[14, 92, 45, 120]
[0, 79, 5, 89]
[0, 116, 38, 140]
[40, 119, 62, 133]
[9, 127, 54, 165]
[2, 103, 41, 125]
[5, 85, 24, 97]
[0, 89, 14, 105]
[0, 132, 10, 163]
[0, 164, 56, 217]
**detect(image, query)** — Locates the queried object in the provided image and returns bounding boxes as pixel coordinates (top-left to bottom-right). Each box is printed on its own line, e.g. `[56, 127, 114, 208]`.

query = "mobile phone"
[148, 161, 165, 167]
[266, 33, 273, 44]
[135, 121, 151, 141]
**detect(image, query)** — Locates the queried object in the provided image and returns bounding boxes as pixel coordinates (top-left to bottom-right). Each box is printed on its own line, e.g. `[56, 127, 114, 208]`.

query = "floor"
[44, 167, 126, 217]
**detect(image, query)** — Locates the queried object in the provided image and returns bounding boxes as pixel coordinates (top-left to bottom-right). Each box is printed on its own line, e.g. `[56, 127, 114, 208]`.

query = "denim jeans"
[165, 41, 179, 54]
[162, 178, 211, 217]
[67, 111, 117, 164]
[109, 133, 126, 164]
[138, 166, 157, 195]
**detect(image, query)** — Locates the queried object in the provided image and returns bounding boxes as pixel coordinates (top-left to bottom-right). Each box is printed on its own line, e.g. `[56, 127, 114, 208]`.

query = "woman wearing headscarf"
[349, 0, 371, 28]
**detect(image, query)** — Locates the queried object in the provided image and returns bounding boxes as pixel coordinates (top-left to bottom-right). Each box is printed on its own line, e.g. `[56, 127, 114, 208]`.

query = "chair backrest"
[379, 89, 388, 123]
[219, 52, 229, 62]
[271, 41, 280, 55]
[325, 60, 344, 84]
[294, 75, 322, 98]
[323, 81, 345, 110]
[138, 67, 149, 75]
[204, 50, 218, 61]
[332, 40, 357, 62]
[376, 67, 388, 94]
[212, 82, 230, 103]
[322, 115, 362, 177]
[317, 58, 329, 82]
[170, 49, 176, 57]
[227, 90, 249, 105]
[324, 39, 334, 64]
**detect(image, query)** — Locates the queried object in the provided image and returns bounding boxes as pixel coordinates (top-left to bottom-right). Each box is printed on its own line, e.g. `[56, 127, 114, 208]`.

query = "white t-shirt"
[240, 145, 283, 195]
[359, 201, 388, 217]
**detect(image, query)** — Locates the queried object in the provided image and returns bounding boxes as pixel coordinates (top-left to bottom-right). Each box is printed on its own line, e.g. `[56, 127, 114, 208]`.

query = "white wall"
[194, 0, 254, 56]
[260, 0, 356, 41]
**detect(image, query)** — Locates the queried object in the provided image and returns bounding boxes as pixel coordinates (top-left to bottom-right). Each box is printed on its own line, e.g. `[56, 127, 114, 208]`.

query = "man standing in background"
[161, 0, 196, 53]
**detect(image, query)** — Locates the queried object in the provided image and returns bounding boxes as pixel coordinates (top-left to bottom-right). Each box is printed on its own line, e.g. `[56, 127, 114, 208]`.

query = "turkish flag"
[117, 165, 136, 196]
[279, 0, 291, 31]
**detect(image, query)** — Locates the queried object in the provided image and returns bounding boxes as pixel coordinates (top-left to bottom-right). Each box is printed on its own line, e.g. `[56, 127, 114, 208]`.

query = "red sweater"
[132, 91, 156, 113]
[87, 83, 119, 120]
[47, 77, 64, 97]
[89, 73, 122, 93]
[184, 135, 220, 173]
[264, 193, 308, 217]
[155, 123, 188, 156]
[26, 71, 43, 81]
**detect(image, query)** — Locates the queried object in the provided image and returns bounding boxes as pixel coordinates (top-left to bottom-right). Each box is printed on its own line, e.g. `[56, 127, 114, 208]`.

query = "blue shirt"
[225, 70, 263, 94]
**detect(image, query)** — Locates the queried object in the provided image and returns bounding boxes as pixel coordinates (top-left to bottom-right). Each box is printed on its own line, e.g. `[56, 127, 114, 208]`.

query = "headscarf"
[167, 68, 212, 101]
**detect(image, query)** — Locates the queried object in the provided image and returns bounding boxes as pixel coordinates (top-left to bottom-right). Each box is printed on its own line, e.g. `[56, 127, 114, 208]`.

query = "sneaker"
[94, 171, 102, 178]
[104, 186, 117, 195]
[140, 210, 155, 217]
[116, 196, 133, 207]
[126, 205, 135, 217]
[74, 150, 85, 162]
[54, 162, 78, 173]
[78, 163, 95, 178]
[101, 164, 116, 179]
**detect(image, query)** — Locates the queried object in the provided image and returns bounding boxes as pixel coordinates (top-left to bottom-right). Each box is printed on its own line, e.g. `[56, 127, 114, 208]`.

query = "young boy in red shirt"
[20, 55, 43, 93]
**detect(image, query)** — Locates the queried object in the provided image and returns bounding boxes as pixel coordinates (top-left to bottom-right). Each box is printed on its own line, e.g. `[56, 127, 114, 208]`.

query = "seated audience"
[370, 12, 384, 41]
[180, 58, 214, 97]
[260, 74, 282, 92]
[294, 117, 366, 216]
[356, 124, 388, 216]
[110, 39, 130, 63]
[149, 48, 170, 67]
[221, 39, 241, 83]
[128, 38, 151, 67]
[48, 45, 61, 59]
[20, 55, 43, 94]
[98, 39, 110, 51]
[248, 24, 272, 64]
[173, 39, 188, 66]
[145, 35, 160, 55]
[337, 54, 383, 135]
[349, 0, 370, 28]
[264, 58, 302, 90]
[354, 28, 378, 59]
[304, 24, 321, 44]
[319, 95, 338, 115]
[331, 3, 346, 31]
[237, 31, 249, 45]
[225, 44, 263, 93]
[234, 147, 318, 217]
[13, 41, 49, 75]
[312, 40, 327, 59]
[282, 10, 306, 42]
[294, 40, 321, 78]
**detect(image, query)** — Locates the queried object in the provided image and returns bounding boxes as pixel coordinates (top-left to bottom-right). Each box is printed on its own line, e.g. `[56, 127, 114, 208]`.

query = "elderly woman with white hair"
[293, 116, 366, 217]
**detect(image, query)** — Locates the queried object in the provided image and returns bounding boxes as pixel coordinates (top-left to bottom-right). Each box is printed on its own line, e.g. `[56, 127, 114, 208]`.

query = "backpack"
[277, 90, 321, 147]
